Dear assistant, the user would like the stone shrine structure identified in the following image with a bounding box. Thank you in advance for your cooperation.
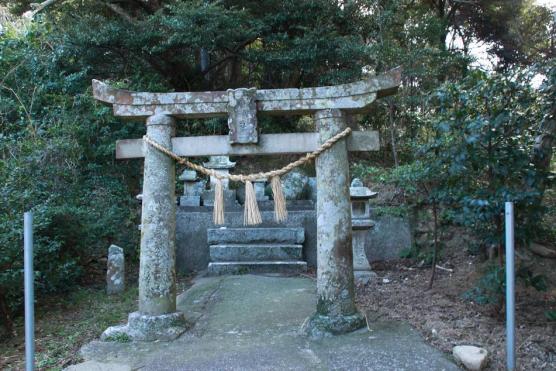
[92,68,401,341]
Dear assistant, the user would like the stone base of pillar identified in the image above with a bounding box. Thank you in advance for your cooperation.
[101,311,189,342]
[301,311,366,339]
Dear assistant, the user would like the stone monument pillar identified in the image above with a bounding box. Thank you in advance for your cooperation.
[350,178,377,284]
[302,109,365,338]
[106,245,125,295]
[101,114,188,342]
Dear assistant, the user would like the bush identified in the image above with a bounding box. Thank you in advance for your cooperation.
[0,21,141,333]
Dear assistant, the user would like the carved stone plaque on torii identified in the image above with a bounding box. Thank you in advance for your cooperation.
[92,68,401,342]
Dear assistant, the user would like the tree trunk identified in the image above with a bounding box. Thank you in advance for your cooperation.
[429,201,439,289]
[0,288,14,338]
[388,103,399,167]
[531,104,555,199]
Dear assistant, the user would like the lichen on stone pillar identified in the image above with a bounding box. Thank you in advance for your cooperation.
[301,109,365,339]
[101,114,189,342]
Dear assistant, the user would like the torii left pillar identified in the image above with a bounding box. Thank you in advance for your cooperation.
[101,114,188,342]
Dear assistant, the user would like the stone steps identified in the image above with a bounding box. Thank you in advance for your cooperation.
[210,244,302,262]
[207,261,307,275]
[207,227,304,245]
[207,227,307,275]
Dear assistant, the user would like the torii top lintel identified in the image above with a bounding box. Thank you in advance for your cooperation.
[92,67,401,119]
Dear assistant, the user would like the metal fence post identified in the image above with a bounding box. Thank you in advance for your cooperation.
[24,212,34,371]
[505,202,515,371]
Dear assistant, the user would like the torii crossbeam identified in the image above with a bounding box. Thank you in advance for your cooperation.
[93,68,401,342]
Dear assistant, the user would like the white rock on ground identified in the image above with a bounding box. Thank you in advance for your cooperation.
[64,360,131,371]
[452,345,488,370]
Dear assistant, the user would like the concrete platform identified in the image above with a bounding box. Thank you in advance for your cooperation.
[79,275,459,370]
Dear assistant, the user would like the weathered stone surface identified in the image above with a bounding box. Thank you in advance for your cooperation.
[176,209,316,273]
[306,177,317,203]
[139,114,178,316]
[301,312,366,339]
[203,156,235,190]
[452,345,488,370]
[64,360,131,371]
[81,275,458,371]
[101,311,189,342]
[207,261,307,275]
[209,244,302,262]
[92,68,401,118]
[106,245,125,295]
[175,207,411,274]
[349,178,375,278]
[201,189,238,207]
[116,131,380,159]
[353,229,372,272]
[227,88,258,144]
[366,214,414,261]
[179,169,205,207]
[304,109,364,337]
[180,195,201,207]
[253,178,269,201]
[178,169,198,182]
[207,227,304,245]
[281,169,309,200]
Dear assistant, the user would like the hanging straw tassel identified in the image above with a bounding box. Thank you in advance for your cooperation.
[270,176,288,222]
[243,180,262,225]
[213,178,225,225]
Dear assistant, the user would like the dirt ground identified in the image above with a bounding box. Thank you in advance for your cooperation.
[356,229,556,371]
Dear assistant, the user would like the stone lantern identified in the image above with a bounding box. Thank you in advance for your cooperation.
[201,155,239,207]
[350,178,377,283]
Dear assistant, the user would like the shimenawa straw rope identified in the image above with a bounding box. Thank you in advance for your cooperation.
[143,127,352,225]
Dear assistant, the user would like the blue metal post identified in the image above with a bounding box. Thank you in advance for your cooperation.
[24,212,34,371]
[505,202,515,370]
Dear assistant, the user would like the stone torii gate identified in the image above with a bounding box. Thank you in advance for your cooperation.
[93,68,401,341]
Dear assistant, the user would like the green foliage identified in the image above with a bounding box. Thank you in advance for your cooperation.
[423,68,547,246]
[0,22,141,319]
[0,0,554,330]
[546,310,556,322]
[104,332,131,343]
[517,267,548,292]
[463,265,548,307]
[462,265,505,305]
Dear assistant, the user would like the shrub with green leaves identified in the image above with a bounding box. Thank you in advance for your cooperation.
[0,22,141,333]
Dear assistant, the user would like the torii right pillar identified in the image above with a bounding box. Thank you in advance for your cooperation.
[302,109,366,338]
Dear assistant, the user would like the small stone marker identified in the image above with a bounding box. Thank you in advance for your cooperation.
[106,245,125,295]
[452,345,488,370]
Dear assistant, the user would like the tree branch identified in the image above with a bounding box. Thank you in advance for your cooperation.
[105,2,136,24]
[23,0,63,18]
